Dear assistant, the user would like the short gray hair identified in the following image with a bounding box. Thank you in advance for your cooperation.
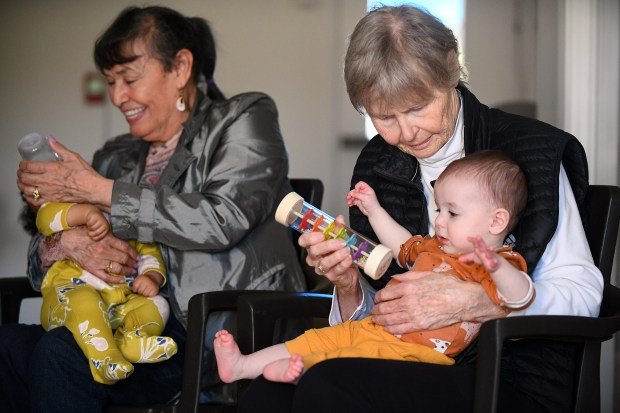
[344,5,465,113]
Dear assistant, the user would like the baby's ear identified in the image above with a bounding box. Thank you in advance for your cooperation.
[489,208,510,235]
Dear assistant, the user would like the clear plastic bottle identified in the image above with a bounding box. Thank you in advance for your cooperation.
[18,132,61,161]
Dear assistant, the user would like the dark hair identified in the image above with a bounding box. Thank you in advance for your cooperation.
[94,6,225,101]
[437,150,528,232]
[19,200,38,236]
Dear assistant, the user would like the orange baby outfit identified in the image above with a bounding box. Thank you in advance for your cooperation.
[285,235,527,369]
[395,235,527,356]
[285,316,455,369]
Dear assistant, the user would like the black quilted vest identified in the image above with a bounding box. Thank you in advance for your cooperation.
[348,84,589,411]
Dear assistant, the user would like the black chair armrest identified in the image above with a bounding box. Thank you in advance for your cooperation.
[0,277,40,325]
[109,291,249,413]
[175,290,284,413]
[474,285,620,413]
[600,284,620,317]
[234,292,331,401]
[237,293,332,353]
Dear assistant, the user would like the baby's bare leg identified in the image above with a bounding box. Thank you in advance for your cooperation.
[214,330,291,383]
[263,353,305,384]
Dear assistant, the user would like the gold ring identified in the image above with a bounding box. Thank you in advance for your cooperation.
[105,261,113,274]
[316,260,328,275]
[32,187,40,200]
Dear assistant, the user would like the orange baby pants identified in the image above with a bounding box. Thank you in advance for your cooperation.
[285,316,454,369]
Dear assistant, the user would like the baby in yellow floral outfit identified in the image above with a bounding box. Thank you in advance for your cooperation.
[37,202,177,384]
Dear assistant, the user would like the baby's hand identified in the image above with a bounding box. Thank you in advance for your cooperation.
[132,273,160,297]
[346,181,380,216]
[458,236,500,272]
[85,210,109,241]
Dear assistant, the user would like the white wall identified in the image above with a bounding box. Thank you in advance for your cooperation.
[536,0,560,127]
[0,0,366,278]
[465,0,537,108]
[0,0,576,279]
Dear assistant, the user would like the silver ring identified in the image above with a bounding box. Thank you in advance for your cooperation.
[316,260,328,275]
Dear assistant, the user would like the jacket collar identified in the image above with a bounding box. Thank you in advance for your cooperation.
[458,83,491,154]
[180,84,212,146]
[373,144,421,189]
[155,85,212,188]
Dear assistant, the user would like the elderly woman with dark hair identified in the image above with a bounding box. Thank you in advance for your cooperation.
[240,5,602,413]
[4,5,304,413]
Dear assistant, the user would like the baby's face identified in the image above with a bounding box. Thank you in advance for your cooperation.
[433,176,497,255]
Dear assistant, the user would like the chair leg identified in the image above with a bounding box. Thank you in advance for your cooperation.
[573,342,601,413]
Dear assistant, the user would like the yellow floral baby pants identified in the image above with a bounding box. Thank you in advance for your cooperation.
[40,261,178,384]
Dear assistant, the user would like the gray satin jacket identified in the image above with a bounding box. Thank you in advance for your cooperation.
[27,89,306,328]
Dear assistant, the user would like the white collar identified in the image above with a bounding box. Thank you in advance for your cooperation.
[419,91,464,233]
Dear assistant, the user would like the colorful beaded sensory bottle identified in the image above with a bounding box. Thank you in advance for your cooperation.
[275,192,393,280]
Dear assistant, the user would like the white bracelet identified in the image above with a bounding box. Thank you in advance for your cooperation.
[497,271,535,309]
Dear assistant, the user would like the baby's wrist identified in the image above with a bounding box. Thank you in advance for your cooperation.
[143,271,164,287]
[489,255,509,273]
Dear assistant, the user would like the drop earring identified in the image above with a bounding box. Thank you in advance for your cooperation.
[176,95,186,112]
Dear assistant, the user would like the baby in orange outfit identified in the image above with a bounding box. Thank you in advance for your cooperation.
[214,150,534,383]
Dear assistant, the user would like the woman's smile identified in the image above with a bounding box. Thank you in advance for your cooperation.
[123,107,146,122]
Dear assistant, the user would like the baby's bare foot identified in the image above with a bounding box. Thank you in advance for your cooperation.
[263,354,305,384]
[214,329,244,383]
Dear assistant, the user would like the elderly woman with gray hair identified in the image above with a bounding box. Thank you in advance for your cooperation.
[240,5,602,412]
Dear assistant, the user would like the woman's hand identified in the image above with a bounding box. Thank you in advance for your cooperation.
[298,216,357,290]
[17,137,114,211]
[298,215,361,318]
[371,271,507,335]
[61,227,139,283]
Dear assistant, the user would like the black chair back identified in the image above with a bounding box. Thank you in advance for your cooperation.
[574,185,620,412]
[585,185,620,283]
[474,185,620,413]
[290,178,324,210]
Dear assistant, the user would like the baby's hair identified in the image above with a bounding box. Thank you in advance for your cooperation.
[437,150,527,232]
